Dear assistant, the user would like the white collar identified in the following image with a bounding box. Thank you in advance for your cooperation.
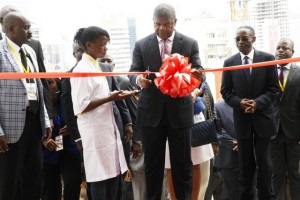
[240,48,254,60]
[157,30,175,42]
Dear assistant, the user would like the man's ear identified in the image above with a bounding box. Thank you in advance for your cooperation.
[252,36,256,43]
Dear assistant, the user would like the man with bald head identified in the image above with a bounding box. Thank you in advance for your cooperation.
[0,5,54,124]
[0,12,51,200]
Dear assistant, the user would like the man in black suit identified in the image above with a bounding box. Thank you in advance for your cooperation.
[271,38,300,200]
[214,99,239,200]
[221,26,279,200]
[129,3,204,199]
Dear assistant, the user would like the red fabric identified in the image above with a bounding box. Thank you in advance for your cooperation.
[154,54,201,98]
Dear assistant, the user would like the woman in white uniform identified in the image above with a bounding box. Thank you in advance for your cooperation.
[70,26,133,200]
[165,82,214,200]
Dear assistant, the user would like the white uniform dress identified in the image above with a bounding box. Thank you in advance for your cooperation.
[165,112,214,168]
[71,53,128,182]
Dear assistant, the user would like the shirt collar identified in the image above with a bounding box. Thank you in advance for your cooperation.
[83,53,99,66]
[277,63,291,70]
[6,36,21,53]
[157,30,175,42]
[240,48,254,60]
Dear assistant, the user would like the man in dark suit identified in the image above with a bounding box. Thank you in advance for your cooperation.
[221,26,279,200]
[0,12,51,200]
[214,99,239,200]
[26,38,54,120]
[271,38,300,200]
[129,3,204,199]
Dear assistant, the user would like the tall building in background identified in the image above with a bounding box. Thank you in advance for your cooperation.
[250,0,289,52]
[229,0,250,25]
[127,17,137,55]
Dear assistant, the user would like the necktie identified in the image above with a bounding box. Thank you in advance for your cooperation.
[244,56,250,82]
[19,48,27,68]
[279,66,285,86]
[161,40,169,61]
[20,48,39,114]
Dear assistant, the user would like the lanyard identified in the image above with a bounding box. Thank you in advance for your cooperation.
[7,41,30,73]
[279,72,289,91]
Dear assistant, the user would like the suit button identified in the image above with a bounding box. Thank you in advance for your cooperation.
[24,92,27,95]
[22,108,26,111]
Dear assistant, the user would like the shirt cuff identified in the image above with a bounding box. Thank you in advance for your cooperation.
[75,138,82,142]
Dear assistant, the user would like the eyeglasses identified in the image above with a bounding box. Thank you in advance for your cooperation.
[235,36,252,42]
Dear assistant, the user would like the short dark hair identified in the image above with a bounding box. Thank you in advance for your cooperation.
[73,26,110,50]
[237,25,255,36]
[153,3,176,20]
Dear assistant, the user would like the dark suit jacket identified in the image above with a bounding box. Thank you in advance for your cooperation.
[129,31,202,128]
[100,63,132,137]
[221,50,279,139]
[61,66,81,141]
[214,100,239,169]
[26,39,53,119]
[274,63,300,140]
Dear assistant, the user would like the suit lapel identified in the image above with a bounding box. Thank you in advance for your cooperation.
[149,34,162,71]
[172,32,183,54]
[281,64,296,100]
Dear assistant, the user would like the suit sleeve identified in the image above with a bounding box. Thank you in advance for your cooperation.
[112,76,132,125]
[128,41,144,86]
[254,56,279,110]
[220,60,243,110]
[32,40,54,119]
[61,78,81,141]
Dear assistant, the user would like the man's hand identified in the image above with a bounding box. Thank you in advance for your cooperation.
[137,74,152,89]
[191,69,205,82]
[244,99,257,113]
[43,139,59,151]
[49,119,54,129]
[44,128,52,141]
[131,142,142,159]
[59,125,68,137]
[76,140,83,154]
[212,143,219,156]
[124,125,133,143]
[0,135,9,153]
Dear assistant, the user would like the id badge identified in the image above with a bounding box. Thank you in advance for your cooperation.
[26,83,37,100]
[55,135,63,151]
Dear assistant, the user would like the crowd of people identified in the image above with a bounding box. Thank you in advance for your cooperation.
[0,2,299,200]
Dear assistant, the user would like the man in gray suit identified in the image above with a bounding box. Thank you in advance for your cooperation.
[271,38,300,200]
[129,3,204,199]
[0,12,51,200]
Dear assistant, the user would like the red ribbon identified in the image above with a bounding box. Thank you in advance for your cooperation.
[154,54,201,98]
[1,56,300,98]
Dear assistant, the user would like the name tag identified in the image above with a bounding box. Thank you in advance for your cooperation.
[26,83,37,100]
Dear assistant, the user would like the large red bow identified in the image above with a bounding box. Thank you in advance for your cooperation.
[154,54,201,98]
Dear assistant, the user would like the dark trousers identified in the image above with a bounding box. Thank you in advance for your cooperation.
[238,133,273,200]
[271,129,300,200]
[41,149,82,200]
[141,119,193,200]
[90,175,120,200]
[204,162,222,200]
[220,168,239,200]
[0,111,42,200]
